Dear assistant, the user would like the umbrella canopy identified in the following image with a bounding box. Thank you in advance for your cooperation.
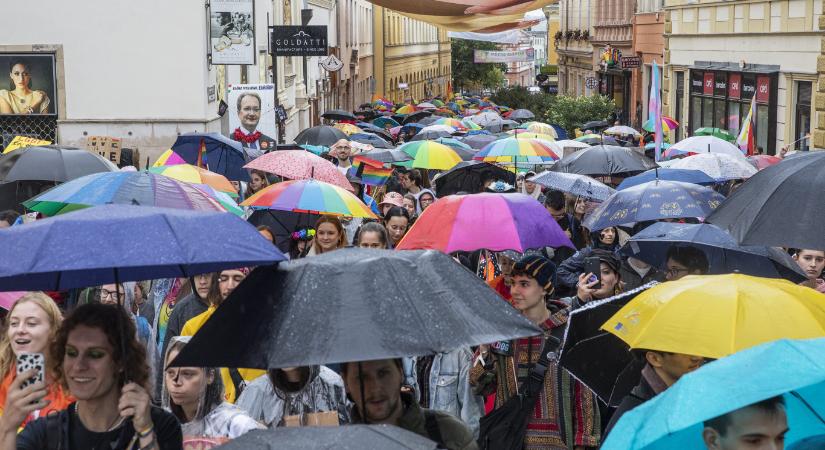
[244,150,354,191]
[694,126,736,143]
[396,193,574,253]
[152,149,187,167]
[747,154,782,170]
[460,118,483,131]
[468,111,503,132]
[398,141,463,170]
[409,130,453,141]
[601,274,825,359]
[604,125,641,137]
[474,138,559,164]
[298,144,329,156]
[432,118,467,130]
[348,133,393,149]
[582,180,725,231]
[356,122,385,133]
[395,104,416,115]
[580,120,610,130]
[417,102,437,109]
[215,426,438,450]
[419,124,456,135]
[508,109,535,121]
[433,161,515,196]
[529,171,616,201]
[666,135,745,159]
[356,149,412,166]
[321,109,357,121]
[0,146,118,183]
[334,123,362,136]
[616,168,716,190]
[459,134,498,150]
[621,222,807,282]
[642,116,679,133]
[658,153,757,180]
[551,145,656,176]
[0,204,285,291]
[402,110,433,124]
[294,125,349,147]
[191,184,243,217]
[171,133,254,182]
[575,135,621,146]
[706,151,825,250]
[171,248,541,369]
[242,179,376,218]
[247,209,320,254]
[23,171,226,216]
[554,139,591,150]
[0,292,25,310]
[509,131,557,142]
[372,117,400,129]
[602,337,825,450]
[432,137,472,152]
[519,122,558,138]
[416,116,440,126]
[148,164,238,196]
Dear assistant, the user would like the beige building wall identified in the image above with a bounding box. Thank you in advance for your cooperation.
[556,0,598,96]
[814,0,825,149]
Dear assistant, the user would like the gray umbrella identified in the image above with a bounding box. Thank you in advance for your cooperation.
[294,125,348,147]
[321,109,357,121]
[530,171,616,201]
[460,134,499,150]
[509,109,535,121]
[215,425,438,450]
[0,145,118,183]
[410,130,452,141]
[171,248,541,370]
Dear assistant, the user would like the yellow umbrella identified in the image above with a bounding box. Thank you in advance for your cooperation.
[508,131,556,142]
[520,122,558,137]
[148,164,238,197]
[334,123,362,136]
[602,274,825,359]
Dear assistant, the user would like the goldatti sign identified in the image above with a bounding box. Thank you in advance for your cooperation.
[270,26,328,57]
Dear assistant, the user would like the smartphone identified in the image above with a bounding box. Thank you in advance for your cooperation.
[584,257,602,290]
[17,353,45,391]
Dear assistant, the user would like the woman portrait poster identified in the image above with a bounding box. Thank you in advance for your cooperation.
[0,54,57,115]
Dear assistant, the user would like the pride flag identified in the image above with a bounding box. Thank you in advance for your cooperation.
[648,60,664,162]
[736,95,756,156]
[195,138,208,169]
[350,158,393,186]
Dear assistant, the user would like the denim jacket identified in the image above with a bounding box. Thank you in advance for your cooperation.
[404,348,484,438]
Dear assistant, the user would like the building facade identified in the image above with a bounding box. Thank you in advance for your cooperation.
[373,6,452,102]
[663,0,821,154]
[557,0,597,96]
[814,0,825,149]
[504,32,537,87]
[592,0,636,123]
[632,0,666,131]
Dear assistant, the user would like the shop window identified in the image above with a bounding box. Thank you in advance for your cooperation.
[702,97,714,128]
[756,104,769,153]
[691,96,702,135]
[675,71,685,140]
[794,80,812,151]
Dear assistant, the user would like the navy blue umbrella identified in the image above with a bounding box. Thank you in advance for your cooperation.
[0,204,286,291]
[356,122,384,133]
[620,222,807,283]
[349,133,393,149]
[530,171,615,201]
[172,133,254,182]
[617,168,716,190]
[582,180,726,231]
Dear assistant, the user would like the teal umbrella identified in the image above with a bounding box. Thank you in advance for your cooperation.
[603,337,825,449]
[433,137,472,152]
[371,117,400,128]
[299,144,329,156]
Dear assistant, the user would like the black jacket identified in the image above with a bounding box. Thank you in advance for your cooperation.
[603,375,657,438]
[619,261,666,291]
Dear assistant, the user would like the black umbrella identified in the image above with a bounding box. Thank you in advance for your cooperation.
[706,151,825,250]
[580,120,610,130]
[321,109,357,121]
[402,110,432,124]
[215,425,438,450]
[171,249,541,369]
[294,125,349,147]
[410,130,452,141]
[358,149,412,165]
[349,133,393,149]
[0,181,57,213]
[460,134,499,150]
[559,283,658,407]
[578,135,620,146]
[0,146,118,182]
[247,209,321,254]
[434,161,516,196]
[509,109,535,121]
[416,116,440,126]
[551,145,655,176]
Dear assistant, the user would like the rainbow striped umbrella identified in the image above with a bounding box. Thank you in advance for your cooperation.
[509,130,557,142]
[333,123,362,136]
[433,117,467,130]
[152,149,186,167]
[192,184,243,217]
[461,119,482,130]
[519,121,558,137]
[396,105,416,115]
[643,116,679,133]
[149,164,238,197]
[241,179,377,218]
[23,171,226,216]
[398,141,463,171]
[474,138,560,164]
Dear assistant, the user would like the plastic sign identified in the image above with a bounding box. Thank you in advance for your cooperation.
[320,54,343,72]
[270,26,328,57]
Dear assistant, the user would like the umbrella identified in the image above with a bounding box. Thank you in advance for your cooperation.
[244,150,354,191]
[23,171,227,216]
[191,184,243,217]
[551,145,656,176]
[371,117,400,129]
[294,125,349,147]
[474,138,559,164]
[582,180,725,231]
[395,105,416,115]
[402,110,432,124]
[616,168,716,190]
[574,135,621,146]
[642,115,679,132]
[509,131,557,142]
[601,274,825,359]
[558,283,657,406]
[214,426,439,450]
[355,149,412,166]
[416,116,440,126]
[356,122,385,133]
[554,139,590,150]
[658,153,757,180]
[706,151,825,250]
[460,119,482,131]
[666,135,745,159]
[321,109,357,121]
[398,141,463,170]
[152,149,187,167]
[247,209,320,254]
[241,179,377,218]
[171,133,254,182]
[643,142,671,150]
[602,337,825,450]
[417,102,437,109]
[171,248,541,369]
[334,123,362,136]
[509,109,535,121]
[433,161,515,196]
[432,137,472,152]
[396,193,574,252]
[748,154,782,170]
[432,118,466,130]
[419,125,456,135]
[349,133,393,149]
[468,111,503,131]
[148,164,238,196]
[694,127,736,143]
[0,204,285,291]
[519,122,557,137]
[529,171,616,201]
[580,120,610,130]
[299,144,329,156]
[0,291,25,310]
[621,222,808,282]
[460,134,498,150]
[0,146,118,183]
[604,126,641,137]
[410,130,452,141]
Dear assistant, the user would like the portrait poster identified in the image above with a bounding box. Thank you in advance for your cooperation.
[210,0,255,65]
[227,84,277,144]
[0,53,57,115]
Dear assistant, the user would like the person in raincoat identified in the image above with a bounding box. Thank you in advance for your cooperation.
[162,336,263,442]
[235,365,350,428]
[416,189,436,215]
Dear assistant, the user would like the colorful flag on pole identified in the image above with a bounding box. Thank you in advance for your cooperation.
[195,138,208,169]
[648,60,664,162]
[736,95,756,156]
[349,158,392,186]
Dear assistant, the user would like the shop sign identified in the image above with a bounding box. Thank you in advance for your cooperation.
[703,72,714,95]
[728,73,741,99]
[742,75,756,99]
[473,49,534,63]
[756,76,770,103]
[620,56,641,69]
[600,45,622,68]
[691,72,704,93]
[270,26,328,57]
[585,77,599,89]
[714,72,727,97]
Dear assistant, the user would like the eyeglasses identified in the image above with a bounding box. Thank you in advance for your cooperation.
[100,289,124,300]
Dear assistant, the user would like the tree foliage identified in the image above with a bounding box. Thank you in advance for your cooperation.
[490,86,616,135]
[451,39,507,92]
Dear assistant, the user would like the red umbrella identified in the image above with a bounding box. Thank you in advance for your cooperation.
[748,155,782,170]
[244,150,354,191]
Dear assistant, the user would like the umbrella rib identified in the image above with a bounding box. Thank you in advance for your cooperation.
[385,259,439,354]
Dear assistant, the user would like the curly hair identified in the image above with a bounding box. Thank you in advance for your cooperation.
[51,303,150,392]
[0,292,62,379]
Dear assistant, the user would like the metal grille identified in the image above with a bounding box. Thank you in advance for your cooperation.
[0,115,58,151]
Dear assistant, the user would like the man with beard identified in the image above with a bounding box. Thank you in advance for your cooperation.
[231,92,276,151]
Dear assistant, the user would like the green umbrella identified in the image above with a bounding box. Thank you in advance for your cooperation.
[694,127,736,143]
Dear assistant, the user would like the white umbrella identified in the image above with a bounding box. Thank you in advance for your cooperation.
[604,125,641,137]
[670,136,746,159]
[420,124,456,134]
[417,102,437,110]
[468,111,503,127]
[554,140,591,149]
[661,153,757,180]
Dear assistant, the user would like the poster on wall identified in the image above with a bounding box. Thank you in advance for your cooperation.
[210,0,255,65]
[0,53,57,115]
[227,84,277,150]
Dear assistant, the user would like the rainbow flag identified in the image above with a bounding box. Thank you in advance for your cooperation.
[350,159,392,186]
[736,95,756,156]
[196,138,208,169]
[648,60,664,162]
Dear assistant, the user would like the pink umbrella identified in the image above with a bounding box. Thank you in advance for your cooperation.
[245,150,355,191]
[389,126,402,137]
[0,291,25,310]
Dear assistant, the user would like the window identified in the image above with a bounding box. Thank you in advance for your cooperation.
[675,71,685,140]
[794,80,812,151]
